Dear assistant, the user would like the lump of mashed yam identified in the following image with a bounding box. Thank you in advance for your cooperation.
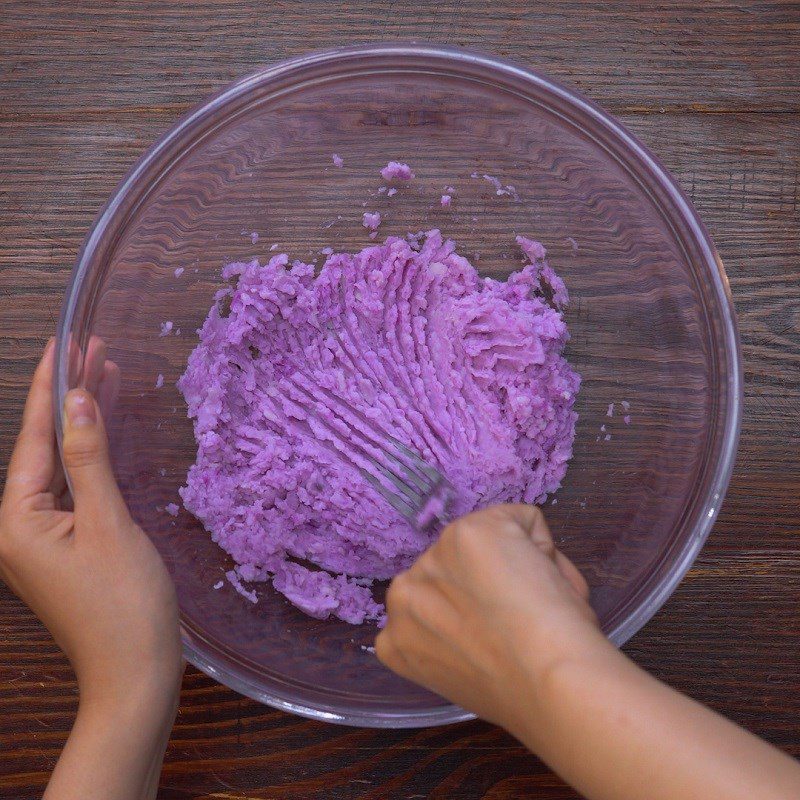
[380,161,415,181]
[178,230,579,624]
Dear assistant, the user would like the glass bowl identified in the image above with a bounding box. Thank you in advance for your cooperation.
[55,44,742,728]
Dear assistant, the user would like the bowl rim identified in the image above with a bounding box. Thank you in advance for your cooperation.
[55,42,743,728]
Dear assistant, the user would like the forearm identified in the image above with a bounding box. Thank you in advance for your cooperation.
[44,688,177,800]
[513,638,800,800]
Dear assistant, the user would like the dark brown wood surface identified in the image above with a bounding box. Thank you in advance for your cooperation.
[1,2,799,798]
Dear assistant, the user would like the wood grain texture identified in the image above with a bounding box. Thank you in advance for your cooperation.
[2,0,800,115]
[1,1,799,798]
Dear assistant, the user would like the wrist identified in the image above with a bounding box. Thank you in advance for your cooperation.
[502,621,619,745]
[77,686,179,762]
[50,671,180,800]
[78,664,182,732]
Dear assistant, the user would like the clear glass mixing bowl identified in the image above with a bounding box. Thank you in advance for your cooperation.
[55,44,742,727]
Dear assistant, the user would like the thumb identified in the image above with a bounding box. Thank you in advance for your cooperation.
[62,389,127,518]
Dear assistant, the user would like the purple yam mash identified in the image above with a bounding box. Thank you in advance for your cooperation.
[332,153,344,168]
[178,230,580,624]
[362,211,381,231]
[226,570,258,603]
[380,161,415,181]
[477,173,521,202]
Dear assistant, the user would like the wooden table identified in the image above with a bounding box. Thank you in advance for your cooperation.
[1,2,798,797]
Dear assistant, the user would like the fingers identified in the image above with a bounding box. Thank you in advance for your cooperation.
[66,336,82,386]
[3,336,128,524]
[4,340,58,504]
[96,360,121,426]
[446,504,588,604]
[519,505,557,559]
[374,627,408,675]
[484,503,557,558]
[374,628,443,692]
[61,388,128,522]
[375,609,433,686]
[554,550,591,601]
[507,504,589,600]
[50,357,121,501]
[82,336,107,396]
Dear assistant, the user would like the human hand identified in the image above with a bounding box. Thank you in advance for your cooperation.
[0,339,183,710]
[375,504,608,738]
[377,505,800,800]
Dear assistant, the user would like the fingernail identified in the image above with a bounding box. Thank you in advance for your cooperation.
[64,390,96,428]
[44,337,55,357]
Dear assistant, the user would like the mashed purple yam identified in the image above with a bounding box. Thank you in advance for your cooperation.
[362,211,381,231]
[178,230,579,624]
[380,161,415,181]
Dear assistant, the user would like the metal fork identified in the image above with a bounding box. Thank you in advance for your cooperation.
[284,375,454,531]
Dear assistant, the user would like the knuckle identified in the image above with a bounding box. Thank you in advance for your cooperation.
[451,518,486,552]
[374,631,392,663]
[437,520,458,549]
[459,514,486,537]
[495,502,538,528]
[386,572,413,611]
[522,503,545,525]
[531,524,556,554]
[62,435,102,468]
[403,583,431,619]
[415,550,441,581]
[374,631,410,676]
[447,518,471,544]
